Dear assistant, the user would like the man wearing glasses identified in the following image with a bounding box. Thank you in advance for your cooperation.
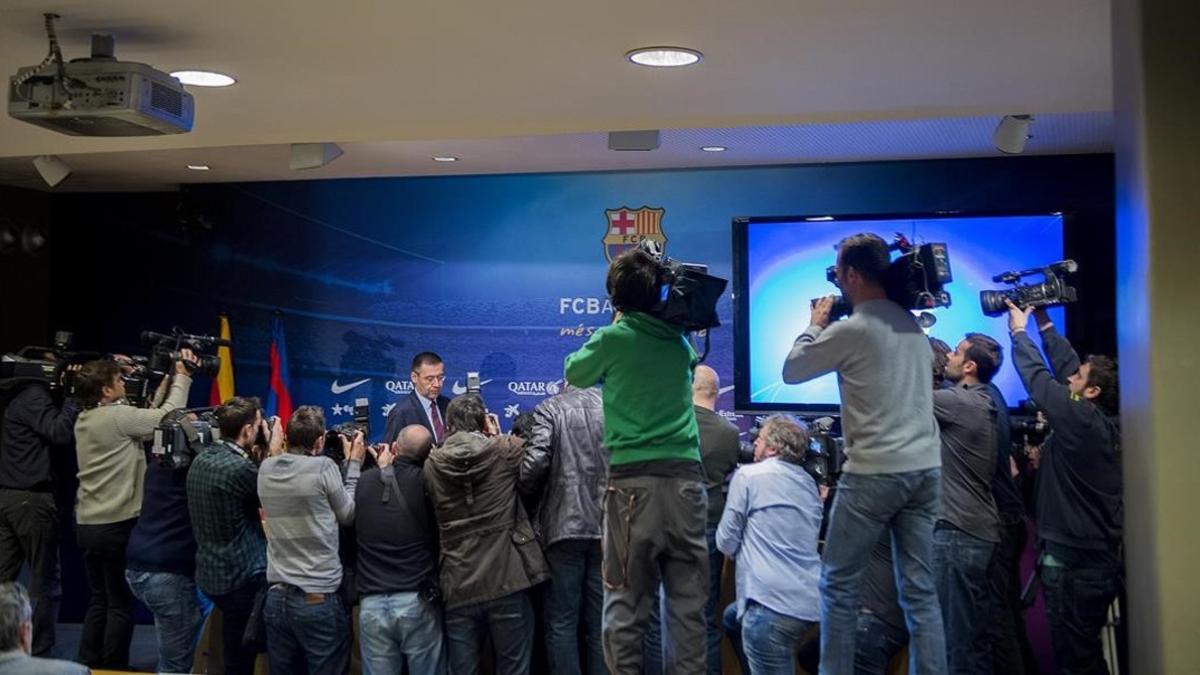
[384,352,452,445]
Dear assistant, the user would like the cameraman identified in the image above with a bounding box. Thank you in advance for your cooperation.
[781,233,944,675]
[1004,302,1121,674]
[72,351,196,669]
[0,354,80,657]
[564,248,708,675]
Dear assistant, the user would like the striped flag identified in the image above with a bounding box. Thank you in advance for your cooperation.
[265,314,294,430]
[208,314,235,405]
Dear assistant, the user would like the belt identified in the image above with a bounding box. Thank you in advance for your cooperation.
[271,583,333,604]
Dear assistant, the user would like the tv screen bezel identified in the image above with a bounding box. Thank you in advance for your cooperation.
[731,210,1072,414]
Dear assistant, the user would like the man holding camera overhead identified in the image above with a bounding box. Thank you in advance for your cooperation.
[782,233,945,675]
[71,350,197,669]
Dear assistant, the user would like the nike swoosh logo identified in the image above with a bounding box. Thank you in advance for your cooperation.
[331,378,370,394]
[452,378,494,395]
[719,385,736,395]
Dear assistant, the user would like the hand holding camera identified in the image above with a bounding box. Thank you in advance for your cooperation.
[346,430,366,464]
[368,442,394,469]
[809,296,835,330]
[174,348,200,375]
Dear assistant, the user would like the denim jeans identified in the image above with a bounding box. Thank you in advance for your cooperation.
[359,591,447,675]
[853,612,909,675]
[444,590,535,675]
[932,523,994,674]
[704,526,723,675]
[206,574,265,675]
[263,584,351,675]
[819,469,945,675]
[722,602,749,675]
[972,514,1035,675]
[0,489,61,657]
[544,539,606,675]
[125,570,210,673]
[741,601,813,675]
[1041,562,1120,675]
[602,474,709,675]
[76,518,136,669]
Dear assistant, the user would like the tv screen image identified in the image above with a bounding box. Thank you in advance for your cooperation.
[735,213,1066,411]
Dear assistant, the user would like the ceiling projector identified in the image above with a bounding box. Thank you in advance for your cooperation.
[8,14,194,137]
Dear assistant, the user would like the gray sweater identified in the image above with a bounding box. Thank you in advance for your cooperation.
[74,374,191,525]
[782,299,940,474]
[258,452,360,593]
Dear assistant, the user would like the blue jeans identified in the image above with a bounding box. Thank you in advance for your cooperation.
[704,526,723,675]
[932,523,995,674]
[444,590,534,675]
[722,603,749,675]
[741,601,813,675]
[263,584,350,675]
[1041,562,1120,675]
[819,468,945,675]
[359,591,447,675]
[854,612,909,675]
[544,540,606,675]
[125,570,211,673]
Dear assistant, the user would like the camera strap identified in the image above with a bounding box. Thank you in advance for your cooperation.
[381,467,420,525]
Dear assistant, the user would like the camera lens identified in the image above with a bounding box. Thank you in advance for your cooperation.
[979,290,1012,317]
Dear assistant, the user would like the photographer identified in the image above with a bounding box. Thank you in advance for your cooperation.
[186,396,282,675]
[564,248,708,675]
[71,351,196,669]
[258,405,365,675]
[781,233,944,675]
[716,415,823,675]
[423,394,548,675]
[0,354,79,658]
[1004,302,1121,674]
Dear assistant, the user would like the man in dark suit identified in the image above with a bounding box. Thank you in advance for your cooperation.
[383,352,452,445]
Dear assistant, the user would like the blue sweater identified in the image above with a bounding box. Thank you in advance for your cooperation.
[126,459,197,576]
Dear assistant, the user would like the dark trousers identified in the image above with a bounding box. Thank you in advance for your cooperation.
[853,612,909,675]
[75,518,136,668]
[445,590,536,675]
[264,584,351,675]
[932,522,994,674]
[972,514,1036,675]
[208,574,267,675]
[1042,562,1120,675]
[0,489,60,656]
[703,526,723,675]
[544,539,607,675]
[602,474,709,675]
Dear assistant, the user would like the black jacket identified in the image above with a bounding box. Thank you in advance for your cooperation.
[383,391,451,445]
[355,459,438,595]
[0,383,79,491]
[1012,326,1121,553]
[518,386,607,546]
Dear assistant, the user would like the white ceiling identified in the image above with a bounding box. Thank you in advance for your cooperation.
[0,0,1113,191]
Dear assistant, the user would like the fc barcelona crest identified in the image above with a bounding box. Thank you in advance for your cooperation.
[603,206,667,263]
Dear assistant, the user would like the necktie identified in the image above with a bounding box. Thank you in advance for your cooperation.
[429,401,444,442]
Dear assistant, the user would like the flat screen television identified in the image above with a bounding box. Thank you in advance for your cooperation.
[733,212,1067,412]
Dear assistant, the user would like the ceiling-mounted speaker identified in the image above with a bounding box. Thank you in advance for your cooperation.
[289,142,344,170]
[608,130,660,151]
[32,155,71,187]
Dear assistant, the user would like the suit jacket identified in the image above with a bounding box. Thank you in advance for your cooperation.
[384,390,451,444]
[0,651,90,675]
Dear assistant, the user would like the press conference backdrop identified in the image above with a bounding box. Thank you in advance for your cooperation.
[49,155,1114,443]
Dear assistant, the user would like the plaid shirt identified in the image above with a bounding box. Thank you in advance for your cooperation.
[186,441,267,596]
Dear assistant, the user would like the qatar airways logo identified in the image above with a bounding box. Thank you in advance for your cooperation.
[385,380,414,394]
[508,380,563,397]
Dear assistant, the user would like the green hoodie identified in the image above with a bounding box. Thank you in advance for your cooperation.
[564,312,700,466]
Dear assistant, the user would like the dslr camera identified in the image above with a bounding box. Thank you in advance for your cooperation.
[815,234,953,321]
[979,260,1079,317]
[323,397,370,463]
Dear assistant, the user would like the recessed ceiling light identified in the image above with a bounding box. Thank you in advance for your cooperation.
[186,164,210,171]
[805,216,835,222]
[432,156,458,162]
[626,47,703,68]
[170,70,236,87]
[700,146,726,152]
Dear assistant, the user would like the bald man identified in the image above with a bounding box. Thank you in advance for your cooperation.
[692,365,740,675]
[354,425,445,675]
